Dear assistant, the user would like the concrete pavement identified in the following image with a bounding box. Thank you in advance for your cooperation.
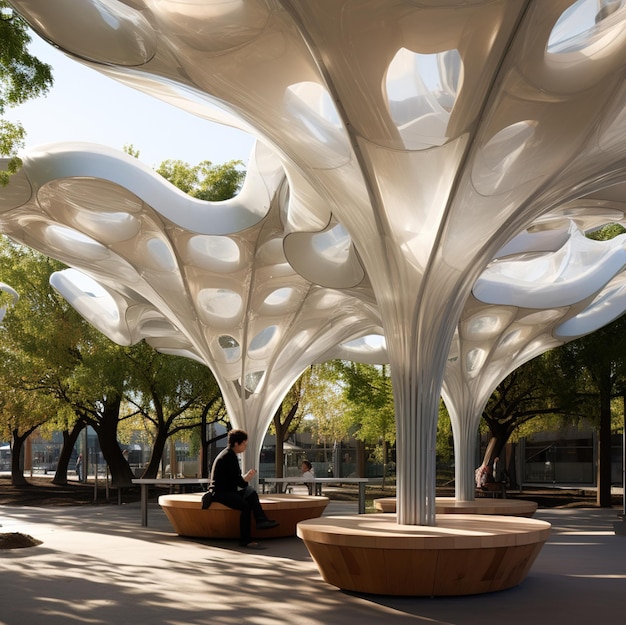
[1,499,625,625]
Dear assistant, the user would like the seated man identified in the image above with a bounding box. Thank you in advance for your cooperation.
[204,429,278,549]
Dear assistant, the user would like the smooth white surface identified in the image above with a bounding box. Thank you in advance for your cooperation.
[0,282,19,323]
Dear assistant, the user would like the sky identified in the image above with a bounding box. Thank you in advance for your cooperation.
[4,33,256,170]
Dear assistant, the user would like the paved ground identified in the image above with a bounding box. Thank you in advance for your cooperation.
[1,499,625,625]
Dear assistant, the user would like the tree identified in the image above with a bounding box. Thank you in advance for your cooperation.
[549,225,626,506]
[329,361,396,482]
[197,400,229,478]
[436,401,454,478]
[0,1,53,184]
[301,362,350,446]
[480,353,571,488]
[343,363,395,441]
[0,237,136,487]
[60,329,137,487]
[49,418,86,485]
[477,313,626,505]
[123,342,225,479]
[155,159,245,200]
[554,314,626,506]
[0,357,58,485]
[0,238,82,484]
[0,238,84,483]
[271,368,311,477]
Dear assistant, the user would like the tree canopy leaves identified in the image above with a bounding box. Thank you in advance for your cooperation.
[155,159,245,200]
[0,1,53,184]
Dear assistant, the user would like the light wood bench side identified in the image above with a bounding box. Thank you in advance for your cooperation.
[297,513,550,596]
[159,493,329,538]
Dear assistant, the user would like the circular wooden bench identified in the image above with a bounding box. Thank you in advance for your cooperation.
[297,513,551,596]
[373,496,538,517]
[159,493,328,539]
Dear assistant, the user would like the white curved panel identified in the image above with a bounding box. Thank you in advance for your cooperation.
[9,0,157,66]
[0,282,19,324]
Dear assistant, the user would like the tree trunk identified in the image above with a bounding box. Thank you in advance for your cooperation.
[382,439,388,489]
[10,431,28,486]
[504,442,518,489]
[142,428,169,479]
[93,397,134,488]
[53,421,86,485]
[275,434,285,478]
[597,381,613,507]
[273,404,291,479]
[205,431,228,475]
[200,419,228,477]
[356,439,366,479]
[200,414,209,478]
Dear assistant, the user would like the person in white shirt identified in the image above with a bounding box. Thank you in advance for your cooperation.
[301,460,315,494]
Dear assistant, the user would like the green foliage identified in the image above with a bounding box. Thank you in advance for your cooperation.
[271,368,311,436]
[299,363,350,443]
[586,223,626,241]
[483,353,566,440]
[123,144,140,159]
[436,401,453,464]
[315,361,396,450]
[0,1,53,182]
[156,159,245,200]
[0,238,79,437]
[554,313,626,427]
[0,119,24,183]
[553,297,626,505]
[123,340,224,435]
[0,3,53,111]
[342,362,395,445]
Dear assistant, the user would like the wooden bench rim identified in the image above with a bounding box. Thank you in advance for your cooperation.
[158,493,329,510]
[373,496,538,516]
[296,513,551,549]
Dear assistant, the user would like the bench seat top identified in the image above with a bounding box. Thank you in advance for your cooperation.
[373,496,538,516]
[297,513,551,550]
[159,492,328,510]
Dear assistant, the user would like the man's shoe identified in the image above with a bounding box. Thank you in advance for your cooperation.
[255,519,279,530]
[201,492,213,510]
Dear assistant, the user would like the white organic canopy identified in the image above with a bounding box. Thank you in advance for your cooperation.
[2,0,626,525]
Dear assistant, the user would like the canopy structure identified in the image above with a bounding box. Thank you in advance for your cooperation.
[0,283,19,324]
[2,0,626,526]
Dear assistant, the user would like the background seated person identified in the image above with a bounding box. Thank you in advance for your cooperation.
[301,460,315,494]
